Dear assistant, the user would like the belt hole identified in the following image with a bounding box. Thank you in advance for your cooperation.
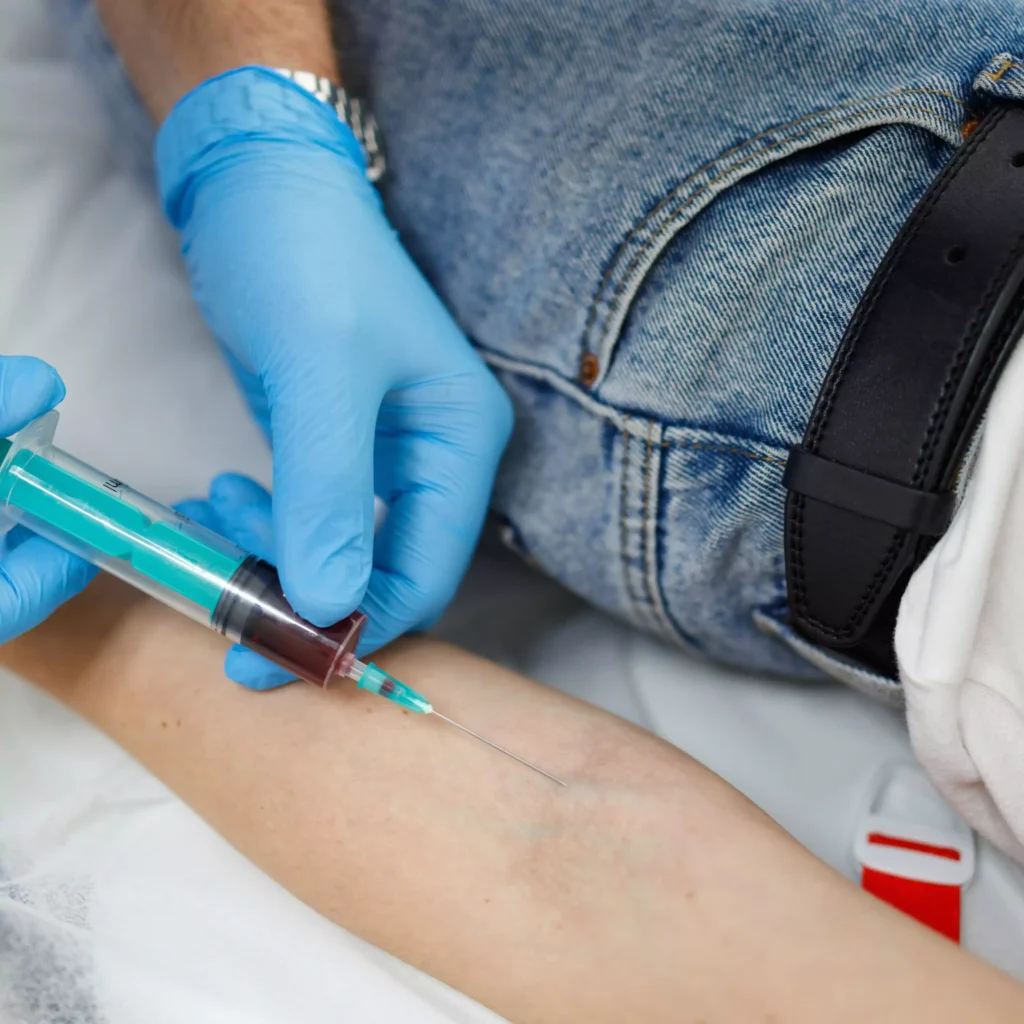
[945,244,967,265]
[1012,152,1024,168]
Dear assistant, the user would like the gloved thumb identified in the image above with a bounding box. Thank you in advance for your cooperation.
[0,357,65,436]
[265,358,378,627]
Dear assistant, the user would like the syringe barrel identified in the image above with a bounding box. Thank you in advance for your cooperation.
[0,412,365,687]
[211,556,364,686]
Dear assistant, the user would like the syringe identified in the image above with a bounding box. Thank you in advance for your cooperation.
[0,411,565,787]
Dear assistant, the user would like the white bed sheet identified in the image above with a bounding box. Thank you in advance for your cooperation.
[1,3,1022,1020]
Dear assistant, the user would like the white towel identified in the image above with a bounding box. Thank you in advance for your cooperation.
[898,338,1024,866]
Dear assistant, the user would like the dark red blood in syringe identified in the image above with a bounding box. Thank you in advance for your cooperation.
[211,557,365,687]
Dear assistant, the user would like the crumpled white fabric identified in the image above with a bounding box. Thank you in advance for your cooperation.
[897,339,1024,866]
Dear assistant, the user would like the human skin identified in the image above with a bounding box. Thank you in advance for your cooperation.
[3,574,1023,1024]
[95,0,339,121]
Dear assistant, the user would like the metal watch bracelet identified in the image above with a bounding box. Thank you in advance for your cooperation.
[272,67,385,182]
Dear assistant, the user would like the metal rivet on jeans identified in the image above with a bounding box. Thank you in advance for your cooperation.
[579,352,600,386]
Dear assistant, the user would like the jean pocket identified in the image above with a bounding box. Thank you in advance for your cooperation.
[592,115,968,438]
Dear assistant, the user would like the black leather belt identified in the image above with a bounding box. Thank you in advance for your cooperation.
[783,103,1024,677]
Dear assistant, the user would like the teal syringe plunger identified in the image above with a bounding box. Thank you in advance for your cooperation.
[0,411,565,786]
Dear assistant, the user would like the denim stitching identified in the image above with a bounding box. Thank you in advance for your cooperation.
[985,58,1021,82]
[645,425,677,638]
[648,438,692,649]
[483,349,789,466]
[625,419,716,640]
[655,438,786,465]
[639,421,658,611]
[587,104,963,367]
[623,426,788,464]
[580,89,965,363]
[619,419,641,604]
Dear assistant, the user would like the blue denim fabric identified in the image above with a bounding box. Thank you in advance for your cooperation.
[56,0,1024,696]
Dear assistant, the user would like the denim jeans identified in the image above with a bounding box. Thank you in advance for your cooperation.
[57,0,1024,699]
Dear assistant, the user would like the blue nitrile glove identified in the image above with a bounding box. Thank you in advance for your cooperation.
[156,68,513,668]
[178,473,323,689]
[0,357,96,643]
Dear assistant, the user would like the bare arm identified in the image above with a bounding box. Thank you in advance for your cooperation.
[3,575,1022,1023]
[95,0,337,121]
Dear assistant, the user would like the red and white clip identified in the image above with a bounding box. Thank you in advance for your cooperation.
[854,764,975,943]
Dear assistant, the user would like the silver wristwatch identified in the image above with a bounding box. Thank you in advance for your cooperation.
[272,68,385,183]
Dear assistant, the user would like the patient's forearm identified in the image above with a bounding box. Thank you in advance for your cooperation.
[3,577,1022,1024]
[96,0,337,121]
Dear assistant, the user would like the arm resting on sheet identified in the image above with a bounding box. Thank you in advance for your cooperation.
[3,575,1023,1024]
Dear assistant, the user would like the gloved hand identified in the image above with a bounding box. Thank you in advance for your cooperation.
[179,473,333,689]
[156,68,513,684]
[0,356,96,643]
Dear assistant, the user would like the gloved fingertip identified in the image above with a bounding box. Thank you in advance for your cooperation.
[173,499,222,532]
[14,356,65,403]
[207,475,275,562]
[283,557,370,628]
[68,552,100,593]
[353,604,404,657]
[0,357,66,436]
[224,644,297,691]
[23,533,99,593]
[355,626,392,660]
[0,535,97,643]
[49,373,65,406]
[354,634,378,659]
[3,524,35,552]
[210,472,270,507]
